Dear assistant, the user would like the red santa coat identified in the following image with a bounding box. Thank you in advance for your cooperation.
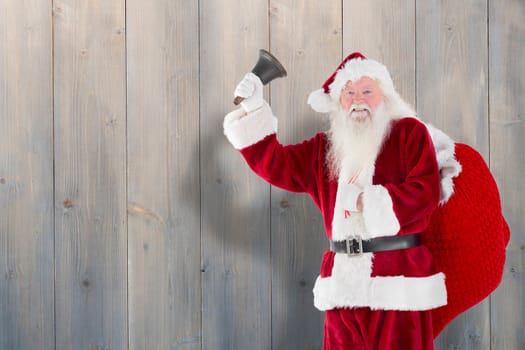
[224,103,448,311]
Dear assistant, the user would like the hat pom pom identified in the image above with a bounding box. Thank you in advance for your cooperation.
[307,89,334,113]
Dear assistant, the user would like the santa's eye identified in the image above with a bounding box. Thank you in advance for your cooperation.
[363,89,372,95]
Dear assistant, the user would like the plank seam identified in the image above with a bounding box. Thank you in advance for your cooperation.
[197,1,203,349]
[51,0,57,348]
[124,0,130,348]
[486,0,492,347]
[268,1,274,347]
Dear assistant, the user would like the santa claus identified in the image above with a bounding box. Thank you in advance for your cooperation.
[223,52,504,349]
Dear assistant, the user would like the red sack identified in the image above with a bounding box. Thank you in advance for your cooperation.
[422,143,510,336]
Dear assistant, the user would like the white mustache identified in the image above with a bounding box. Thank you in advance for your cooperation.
[350,104,371,112]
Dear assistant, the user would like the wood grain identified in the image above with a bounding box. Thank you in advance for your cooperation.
[489,0,525,349]
[416,1,491,348]
[126,0,201,349]
[0,1,523,348]
[199,1,271,349]
[417,0,489,154]
[0,1,54,349]
[344,0,416,106]
[53,0,127,348]
[269,1,342,348]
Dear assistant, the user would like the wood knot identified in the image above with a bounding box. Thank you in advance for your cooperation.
[63,199,74,208]
[299,279,307,287]
[279,199,290,208]
[6,269,16,280]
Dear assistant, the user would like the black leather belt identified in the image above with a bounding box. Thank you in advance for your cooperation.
[329,233,421,257]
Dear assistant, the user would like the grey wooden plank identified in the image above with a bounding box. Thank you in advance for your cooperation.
[0,1,54,349]
[416,1,490,348]
[489,0,525,349]
[269,2,342,349]
[416,0,489,155]
[53,0,127,349]
[200,1,271,349]
[344,0,416,107]
[126,0,201,349]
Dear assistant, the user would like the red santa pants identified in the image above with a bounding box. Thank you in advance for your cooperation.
[323,307,434,350]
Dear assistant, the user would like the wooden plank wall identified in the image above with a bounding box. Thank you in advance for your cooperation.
[0,1,54,349]
[53,0,128,349]
[269,3,341,349]
[489,1,525,349]
[126,0,201,349]
[417,2,490,348]
[0,1,523,349]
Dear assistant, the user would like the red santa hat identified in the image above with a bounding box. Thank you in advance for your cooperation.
[307,52,398,113]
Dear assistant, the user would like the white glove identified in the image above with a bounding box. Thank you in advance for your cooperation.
[234,72,264,113]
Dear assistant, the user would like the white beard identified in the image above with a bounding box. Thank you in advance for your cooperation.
[327,101,393,181]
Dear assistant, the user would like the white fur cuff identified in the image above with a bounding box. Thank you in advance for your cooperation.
[362,185,400,237]
[336,182,362,212]
[425,124,462,204]
[223,102,278,150]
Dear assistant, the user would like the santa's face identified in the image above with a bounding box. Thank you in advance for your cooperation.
[339,77,383,123]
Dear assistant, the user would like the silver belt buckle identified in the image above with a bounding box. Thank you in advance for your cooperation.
[346,236,363,257]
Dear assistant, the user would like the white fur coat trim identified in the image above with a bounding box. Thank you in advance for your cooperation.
[425,124,462,204]
[313,252,447,311]
[223,102,278,150]
[362,185,400,237]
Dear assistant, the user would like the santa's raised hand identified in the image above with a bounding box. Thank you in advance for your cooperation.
[234,72,264,113]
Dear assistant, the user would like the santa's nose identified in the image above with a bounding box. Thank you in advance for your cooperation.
[353,92,364,102]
